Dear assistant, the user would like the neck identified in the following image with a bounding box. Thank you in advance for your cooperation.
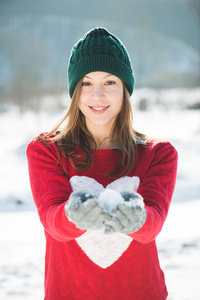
[95,137,119,149]
[88,125,119,149]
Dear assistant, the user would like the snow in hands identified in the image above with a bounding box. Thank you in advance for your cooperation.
[69,175,141,213]
[67,175,146,234]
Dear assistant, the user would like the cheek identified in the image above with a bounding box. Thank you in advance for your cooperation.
[115,92,123,112]
[78,94,85,109]
[117,102,123,114]
[78,88,90,105]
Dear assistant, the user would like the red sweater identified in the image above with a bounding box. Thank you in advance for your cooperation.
[26,136,178,300]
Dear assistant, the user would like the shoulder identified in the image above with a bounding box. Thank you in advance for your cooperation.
[137,137,177,152]
[136,138,178,166]
[134,138,178,185]
[26,132,58,160]
[148,138,177,155]
[147,138,178,166]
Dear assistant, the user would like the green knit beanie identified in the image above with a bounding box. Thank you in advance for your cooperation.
[67,27,134,98]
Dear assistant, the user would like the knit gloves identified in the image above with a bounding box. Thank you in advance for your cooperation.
[104,191,147,234]
[65,190,108,230]
[65,190,147,234]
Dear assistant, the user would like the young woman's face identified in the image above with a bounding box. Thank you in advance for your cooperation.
[78,72,124,132]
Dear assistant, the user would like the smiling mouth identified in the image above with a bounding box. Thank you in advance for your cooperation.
[89,106,108,111]
[89,106,109,111]
[88,106,110,115]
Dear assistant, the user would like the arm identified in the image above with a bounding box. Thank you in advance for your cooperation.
[128,141,178,243]
[26,137,86,242]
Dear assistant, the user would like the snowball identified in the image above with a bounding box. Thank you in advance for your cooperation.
[98,189,124,213]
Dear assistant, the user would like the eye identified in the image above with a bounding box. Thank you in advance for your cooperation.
[82,81,91,86]
[105,80,116,85]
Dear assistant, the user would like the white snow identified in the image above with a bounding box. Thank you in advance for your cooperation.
[98,189,124,212]
[0,89,200,299]
[0,211,45,299]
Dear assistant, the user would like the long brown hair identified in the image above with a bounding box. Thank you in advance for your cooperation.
[40,78,148,176]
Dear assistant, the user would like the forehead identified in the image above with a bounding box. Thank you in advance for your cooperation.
[83,72,119,80]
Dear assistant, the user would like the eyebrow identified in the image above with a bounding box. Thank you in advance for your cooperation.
[84,73,114,79]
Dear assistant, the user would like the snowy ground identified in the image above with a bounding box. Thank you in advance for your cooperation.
[0,91,200,299]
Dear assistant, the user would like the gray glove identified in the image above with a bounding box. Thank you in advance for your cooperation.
[65,190,108,230]
[104,191,147,234]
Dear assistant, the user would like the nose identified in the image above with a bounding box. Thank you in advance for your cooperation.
[93,85,105,100]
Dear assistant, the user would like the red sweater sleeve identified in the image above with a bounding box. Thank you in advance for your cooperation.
[26,137,86,242]
[128,141,178,243]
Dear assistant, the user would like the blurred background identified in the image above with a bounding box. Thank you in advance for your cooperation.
[0,0,200,109]
[0,0,200,299]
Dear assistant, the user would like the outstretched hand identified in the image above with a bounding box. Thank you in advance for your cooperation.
[65,190,109,230]
[65,189,147,234]
[104,191,147,234]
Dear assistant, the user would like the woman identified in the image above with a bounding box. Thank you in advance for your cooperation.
[27,27,178,299]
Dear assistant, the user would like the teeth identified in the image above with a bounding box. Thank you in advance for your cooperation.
[92,107,105,111]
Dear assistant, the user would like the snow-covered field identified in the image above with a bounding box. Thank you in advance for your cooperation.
[0,90,200,299]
